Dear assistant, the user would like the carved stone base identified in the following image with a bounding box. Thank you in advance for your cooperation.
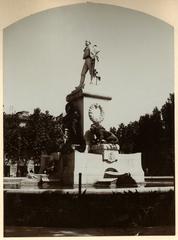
[60,150,144,186]
[89,143,120,154]
[88,144,120,163]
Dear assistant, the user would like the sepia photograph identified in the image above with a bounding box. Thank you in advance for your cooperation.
[2,1,175,237]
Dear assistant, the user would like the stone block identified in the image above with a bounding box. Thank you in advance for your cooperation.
[66,87,112,136]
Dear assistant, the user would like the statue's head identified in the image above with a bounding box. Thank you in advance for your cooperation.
[85,40,91,46]
[90,123,96,133]
[90,123,100,132]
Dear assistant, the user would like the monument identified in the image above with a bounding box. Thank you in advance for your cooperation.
[56,41,144,187]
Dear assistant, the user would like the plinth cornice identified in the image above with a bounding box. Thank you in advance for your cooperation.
[66,88,112,102]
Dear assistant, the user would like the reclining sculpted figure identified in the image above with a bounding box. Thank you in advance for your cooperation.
[88,123,118,145]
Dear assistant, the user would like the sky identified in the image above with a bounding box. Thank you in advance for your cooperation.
[3,3,174,128]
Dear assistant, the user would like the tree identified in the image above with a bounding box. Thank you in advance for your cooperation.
[4,108,64,163]
[26,108,63,158]
[161,94,174,146]
[161,94,174,175]
[4,113,19,161]
[113,93,174,176]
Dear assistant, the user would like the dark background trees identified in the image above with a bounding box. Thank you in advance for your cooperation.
[3,108,64,165]
[4,93,174,176]
[112,94,174,176]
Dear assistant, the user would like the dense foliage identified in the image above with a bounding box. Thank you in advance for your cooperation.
[4,94,174,175]
[4,108,64,164]
[110,93,174,176]
[4,191,174,229]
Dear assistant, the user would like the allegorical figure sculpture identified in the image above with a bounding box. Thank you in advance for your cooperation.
[62,102,86,152]
[86,123,119,145]
[78,40,100,88]
[62,102,80,141]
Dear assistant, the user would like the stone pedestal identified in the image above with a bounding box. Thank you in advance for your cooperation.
[66,84,112,136]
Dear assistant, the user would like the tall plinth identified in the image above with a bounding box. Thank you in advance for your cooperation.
[66,85,112,137]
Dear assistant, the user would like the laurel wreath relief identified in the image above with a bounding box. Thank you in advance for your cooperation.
[88,103,104,123]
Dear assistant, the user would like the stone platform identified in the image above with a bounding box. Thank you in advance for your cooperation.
[61,149,144,186]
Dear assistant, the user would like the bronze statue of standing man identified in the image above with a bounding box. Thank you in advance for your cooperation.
[78,40,100,89]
